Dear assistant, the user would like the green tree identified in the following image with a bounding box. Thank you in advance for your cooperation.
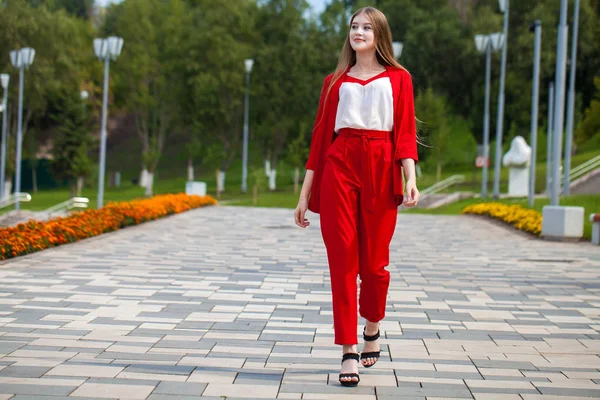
[285,121,309,194]
[416,88,451,181]
[51,91,93,198]
[577,77,600,145]
[110,0,188,197]
[0,0,96,192]
[179,0,257,192]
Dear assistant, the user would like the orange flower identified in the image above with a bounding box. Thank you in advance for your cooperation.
[0,194,217,260]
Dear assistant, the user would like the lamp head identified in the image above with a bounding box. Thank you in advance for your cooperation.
[0,74,9,90]
[245,59,254,74]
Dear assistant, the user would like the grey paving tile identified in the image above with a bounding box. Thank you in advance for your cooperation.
[153,381,207,395]
[1,207,600,400]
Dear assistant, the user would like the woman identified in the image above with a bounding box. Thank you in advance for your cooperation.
[293,6,420,387]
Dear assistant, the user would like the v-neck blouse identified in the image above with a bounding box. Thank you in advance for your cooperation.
[334,70,394,133]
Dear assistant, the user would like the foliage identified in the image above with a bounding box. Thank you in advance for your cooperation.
[51,90,93,185]
[577,77,600,145]
[0,0,599,187]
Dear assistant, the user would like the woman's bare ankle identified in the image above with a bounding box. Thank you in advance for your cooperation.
[342,344,358,354]
[365,320,379,335]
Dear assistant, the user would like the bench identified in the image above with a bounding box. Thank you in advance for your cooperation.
[591,214,600,245]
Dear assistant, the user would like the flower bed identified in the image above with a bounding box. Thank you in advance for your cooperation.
[462,202,542,236]
[0,194,217,261]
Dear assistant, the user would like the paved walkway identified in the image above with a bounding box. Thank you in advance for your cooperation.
[0,205,600,400]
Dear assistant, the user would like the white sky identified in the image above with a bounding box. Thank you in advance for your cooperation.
[94,0,328,14]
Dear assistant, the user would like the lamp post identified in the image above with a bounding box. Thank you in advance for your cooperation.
[94,36,124,208]
[241,58,254,193]
[9,47,35,210]
[475,33,503,197]
[492,0,510,198]
[545,81,554,195]
[528,20,542,208]
[550,0,568,206]
[392,41,403,60]
[0,74,8,200]
[562,0,580,195]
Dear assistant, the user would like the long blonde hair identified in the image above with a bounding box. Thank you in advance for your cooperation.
[322,7,407,109]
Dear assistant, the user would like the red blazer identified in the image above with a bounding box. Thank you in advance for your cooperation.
[305,65,419,214]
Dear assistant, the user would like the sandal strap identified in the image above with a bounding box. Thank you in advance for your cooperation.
[363,329,380,341]
[341,353,360,363]
[339,373,360,378]
[360,351,381,359]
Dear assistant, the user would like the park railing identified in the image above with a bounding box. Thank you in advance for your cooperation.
[567,154,600,184]
[43,197,89,218]
[420,174,466,200]
[0,193,32,211]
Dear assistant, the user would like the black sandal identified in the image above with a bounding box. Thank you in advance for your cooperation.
[339,353,360,387]
[361,328,380,368]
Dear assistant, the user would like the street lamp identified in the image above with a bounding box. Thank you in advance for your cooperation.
[241,58,254,193]
[9,47,35,210]
[0,73,8,200]
[492,0,510,199]
[392,41,403,59]
[475,32,503,198]
[94,36,124,208]
[528,20,542,208]
[563,0,580,195]
[550,0,569,206]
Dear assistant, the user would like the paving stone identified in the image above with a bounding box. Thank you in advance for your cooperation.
[0,207,599,399]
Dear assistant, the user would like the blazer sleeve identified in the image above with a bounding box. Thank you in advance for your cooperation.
[394,71,419,163]
[305,75,333,171]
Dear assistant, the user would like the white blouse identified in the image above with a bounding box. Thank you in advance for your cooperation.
[334,71,394,133]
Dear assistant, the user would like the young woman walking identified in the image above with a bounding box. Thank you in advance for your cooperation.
[293,6,420,387]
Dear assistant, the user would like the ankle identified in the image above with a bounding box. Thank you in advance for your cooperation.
[365,321,379,335]
[342,344,358,354]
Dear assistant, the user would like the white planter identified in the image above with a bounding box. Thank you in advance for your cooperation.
[542,206,584,240]
[185,181,207,196]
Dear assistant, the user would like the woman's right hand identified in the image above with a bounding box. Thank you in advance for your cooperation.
[294,198,310,228]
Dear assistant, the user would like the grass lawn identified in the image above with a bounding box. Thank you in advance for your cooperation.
[3,150,598,241]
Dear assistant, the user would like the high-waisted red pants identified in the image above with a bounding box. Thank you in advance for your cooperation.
[319,128,398,345]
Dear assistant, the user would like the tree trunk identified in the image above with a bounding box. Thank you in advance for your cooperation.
[140,168,149,188]
[217,170,226,195]
[293,167,300,194]
[436,158,442,183]
[32,168,38,194]
[265,159,271,177]
[76,177,84,197]
[268,169,277,191]
[70,179,76,199]
[145,172,154,197]
[2,180,11,201]
[253,184,258,205]
[215,169,221,199]
[187,157,194,181]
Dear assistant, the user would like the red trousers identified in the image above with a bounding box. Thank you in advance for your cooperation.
[319,128,398,345]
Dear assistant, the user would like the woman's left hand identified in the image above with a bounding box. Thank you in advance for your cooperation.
[403,179,420,208]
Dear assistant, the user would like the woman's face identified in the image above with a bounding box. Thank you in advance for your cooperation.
[349,13,376,53]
